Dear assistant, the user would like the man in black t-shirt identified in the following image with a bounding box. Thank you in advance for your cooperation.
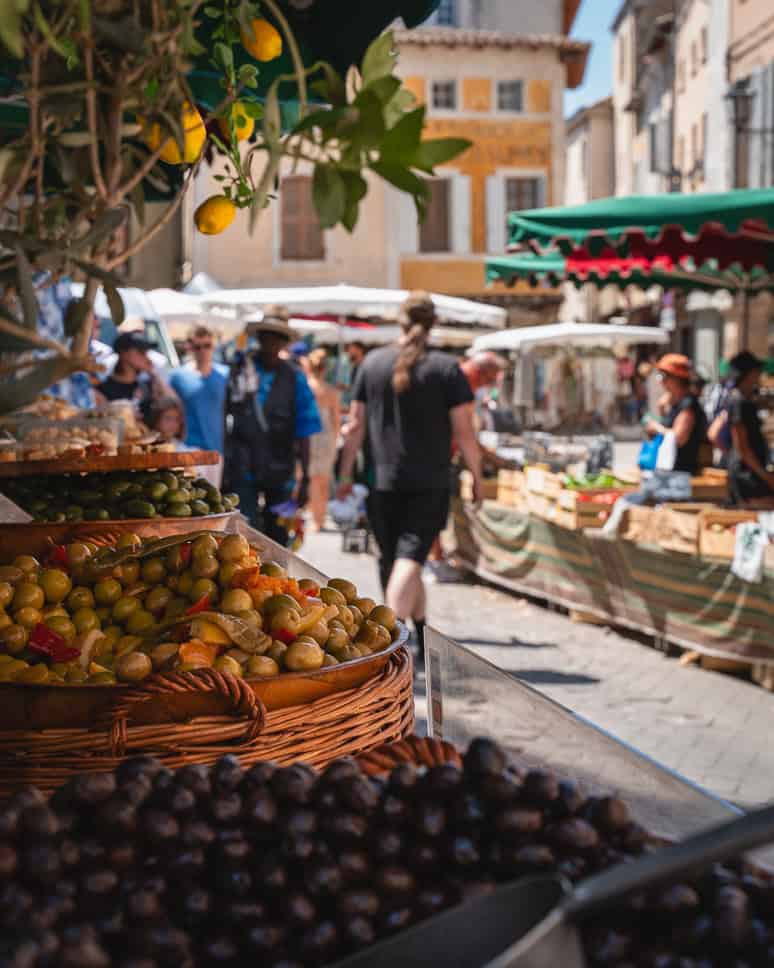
[337,293,483,660]
[727,351,774,505]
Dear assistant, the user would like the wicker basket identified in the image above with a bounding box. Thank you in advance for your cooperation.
[356,734,462,775]
[0,648,414,796]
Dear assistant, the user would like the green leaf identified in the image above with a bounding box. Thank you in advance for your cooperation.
[104,283,125,328]
[214,42,234,72]
[14,245,38,332]
[348,90,386,149]
[379,106,426,163]
[0,0,26,58]
[311,63,346,107]
[293,106,350,137]
[363,76,401,105]
[203,5,220,15]
[361,31,396,87]
[312,165,347,230]
[411,137,472,174]
[242,101,264,119]
[384,87,417,129]
[181,12,206,56]
[370,161,429,218]
[340,171,368,233]
[0,356,82,415]
[262,82,281,146]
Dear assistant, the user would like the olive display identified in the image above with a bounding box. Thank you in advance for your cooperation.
[0,533,398,685]
[0,470,239,522]
[0,739,772,968]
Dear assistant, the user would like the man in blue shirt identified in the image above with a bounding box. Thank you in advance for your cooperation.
[170,325,229,486]
[225,306,322,543]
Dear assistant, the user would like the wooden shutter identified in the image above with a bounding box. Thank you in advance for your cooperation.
[419,178,451,253]
[486,174,506,254]
[281,175,324,261]
[451,174,471,254]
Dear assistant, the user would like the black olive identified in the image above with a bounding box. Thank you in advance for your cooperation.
[285,891,317,926]
[323,812,368,843]
[419,764,464,799]
[372,829,404,861]
[54,878,77,899]
[447,834,480,869]
[19,844,60,885]
[243,788,278,829]
[521,769,560,804]
[107,842,136,870]
[342,915,375,950]
[298,921,338,963]
[0,883,32,923]
[82,868,119,897]
[587,796,631,833]
[451,792,486,827]
[72,772,117,805]
[459,879,496,904]
[315,787,338,811]
[714,885,750,946]
[9,788,45,812]
[307,860,343,898]
[655,883,700,915]
[377,905,413,935]
[215,866,252,896]
[338,776,380,813]
[557,856,588,882]
[18,805,59,840]
[478,772,520,804]
[243,761,277,788]
[749,916,771,949]
[494,806,543,840]
[320,757,361,786]
[0,937,39,968]
[380,794,412,825]
[586,927,632,964]
[144,924,191,960]
[27,894,64,932]
[512,844,556,872]
[175,763,212,798]
[375,864,415,899]
[220,838,251,863]
[416,884,448,916]
[140,809,180,845]
[553,780,586,818]
[96,798,137,838]
[202,936,239,963]
[78,839,106,868]
[57,937,111,968]
[116,757,166,785]
[619,822,649,853]
[271,765,316,805]
[169,847,206,882]
[210,793,242,825]
[405,841,440,874]
[180,818,215,848]
[282,835,317,865]
[551,818,600,852]
[180,888,212,925]
[127,889,163,921]
[120,776,153,807]
[415,802,446,838]
[0,806,19,840]
[255,855,288,896]
[338,888,381,919]
[221,899,267,926]
[212,754,243,793]
[0,845,16,879]
[388,763,419,795]
[244,922,287,955]
[338,849,370,884]
[282,809,317,838]
[463,738,507,777]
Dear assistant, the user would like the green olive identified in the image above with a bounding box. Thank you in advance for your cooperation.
[0,624,28,655]
[260,561,287,578]
[218,561,242,587]
[66,542,93,567]
[0,612,10,632]
[44,616,77,645]
[0,584,13,610]
[213,655,243,677]
[336,606,355,631]
[217,534,250,563]
[284,640,324,671]
[269,607,301,639]
[267,641,288,664]
[322,654,339,667]
[114,561,140,586]
[165,545,187,574]
[141,558,166,585]
[115,652,152,683]
[72,607,100,634]
[305,620,330,646]
[337,644,363,663]
[298,579,321,596]
[192,534,218,559]
[115,634,143,657]
[144,586,172,616]
[162,598,189,622]
[15,664,49,684]
[39,568,73,604]
[112,596,140,625]
[325,628,351,656]
[95,606,111,624]
[263,593,302,617]
[191,555,219,580]
[66,586,95,611]
[12,582,44,612]
[151,642,180,669]
[328,578,358,603]
[116,533,143,551]
[125,609,155,635]
[219,589,253,614]
[94,578,122,606]
[0,567,23,585]
[348,605,364,628]
[190,578,218,604]
[12,556,40,575]
[369,605,397,632]
[15,606,42,629]
[319,587,346,608]
[102,625,122,647]
[177,572,194,597]
[354,597,376,618]
[246,655,280,677]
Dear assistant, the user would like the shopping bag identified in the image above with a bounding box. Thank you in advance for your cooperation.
[655,430,677,471]
[638,434,663,470]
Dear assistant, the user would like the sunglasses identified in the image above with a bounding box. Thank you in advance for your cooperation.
[191,342,213,351]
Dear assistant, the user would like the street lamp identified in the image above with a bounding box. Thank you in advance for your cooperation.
[725,79,774,188]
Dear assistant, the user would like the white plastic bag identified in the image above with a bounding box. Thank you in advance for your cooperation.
[655,430,677,470]
[732,522,767,584]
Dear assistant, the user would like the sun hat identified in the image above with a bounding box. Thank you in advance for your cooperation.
[244,304,298,341]
[656,353,692,381]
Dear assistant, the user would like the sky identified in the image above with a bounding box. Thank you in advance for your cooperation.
[563,0,619,119]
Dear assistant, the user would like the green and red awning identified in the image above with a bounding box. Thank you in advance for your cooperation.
[507,188,774,272]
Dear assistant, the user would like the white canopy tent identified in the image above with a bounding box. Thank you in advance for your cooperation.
[199,283,507,329]
[472,322,669,354]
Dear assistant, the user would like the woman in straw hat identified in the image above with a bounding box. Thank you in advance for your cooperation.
[224,305,322,543]
[642,353,707,475]
[337,292,484,662]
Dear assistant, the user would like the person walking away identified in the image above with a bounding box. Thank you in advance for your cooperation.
[305,349,341,532]
[642,354,707,474]
[224,305,322,543]
[170,325,229,488]
[97,332,175,416]
[337,292,483,661]
[726,351,774,506]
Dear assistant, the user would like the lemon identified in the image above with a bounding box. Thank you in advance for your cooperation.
[218,101,255,143]
[240,18,282,62]
[142,101,206,165]
[194,196,237,235]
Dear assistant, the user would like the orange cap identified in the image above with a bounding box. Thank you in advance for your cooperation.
[656,353,692,381]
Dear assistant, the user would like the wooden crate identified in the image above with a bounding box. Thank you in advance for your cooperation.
[690,470,728,502]
[698,509,759,560]
[655,508,700,556]
[554,506,610,531]
[619,505,659,544]
[524,465,551,495]
[557,487,635,512]
[526,492,554,520]
[497,469,524,508]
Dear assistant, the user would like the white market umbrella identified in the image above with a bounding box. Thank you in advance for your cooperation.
[199,283,507,329]
[472,322,669,353]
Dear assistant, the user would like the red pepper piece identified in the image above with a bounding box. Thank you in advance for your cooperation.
[275,628,296,645]
[179,543,192,568]
[47,545,70,569]
[27,624,80,663]
[185,594,211,616]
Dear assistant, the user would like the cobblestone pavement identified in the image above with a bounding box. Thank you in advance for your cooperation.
[300,528,774,810]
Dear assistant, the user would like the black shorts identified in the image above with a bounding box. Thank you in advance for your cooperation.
[369,489,450,586]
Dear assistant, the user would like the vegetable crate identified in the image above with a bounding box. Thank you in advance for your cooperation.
[496,470,524,509]
[690,470,729,502]
[698,509,759,560]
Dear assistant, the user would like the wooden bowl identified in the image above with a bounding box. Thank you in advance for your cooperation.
[0,624,410,730]
[0,512,237,562]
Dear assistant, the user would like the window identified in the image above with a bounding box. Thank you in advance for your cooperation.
[700,26,708,64]
[419,178,451,253]
[431,80,457,111]
[497,80,523,113]
[676,135,685,174]
[436,0,457,26]
[618,35,626,82]
[505,176,541,213]
[690,41,697,76]
[280,175,324,261]
[677,59,685,93]
[691,122,699,170]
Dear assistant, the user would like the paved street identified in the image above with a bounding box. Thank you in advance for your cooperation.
[300,527,774,810]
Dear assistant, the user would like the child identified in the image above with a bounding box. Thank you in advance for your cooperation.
[146,395,187,447]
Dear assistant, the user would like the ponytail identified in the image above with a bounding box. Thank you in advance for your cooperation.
[392,291,436,395]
